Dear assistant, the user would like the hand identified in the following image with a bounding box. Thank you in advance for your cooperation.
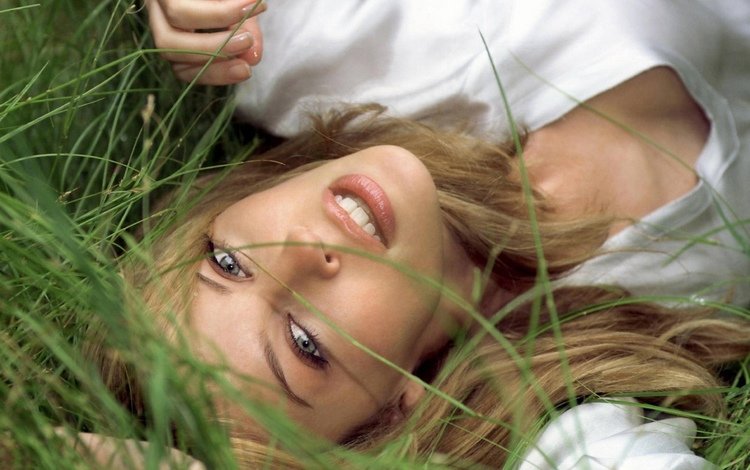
[146,0,266,85]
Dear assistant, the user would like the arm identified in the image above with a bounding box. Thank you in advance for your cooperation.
[145,0,266,85]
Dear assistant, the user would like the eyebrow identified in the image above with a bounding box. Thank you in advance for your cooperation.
[197,272,230,294]
[263,340,313,409]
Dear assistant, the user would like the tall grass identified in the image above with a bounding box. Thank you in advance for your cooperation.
[0,1,258,467]
[1,1,748,468]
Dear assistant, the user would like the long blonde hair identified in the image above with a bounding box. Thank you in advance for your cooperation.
[101,106,749,467]
[382,289,750,467]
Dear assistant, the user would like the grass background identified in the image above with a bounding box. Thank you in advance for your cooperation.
[1,0,748,468]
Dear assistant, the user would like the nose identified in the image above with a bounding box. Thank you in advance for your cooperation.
[273,226,340,284]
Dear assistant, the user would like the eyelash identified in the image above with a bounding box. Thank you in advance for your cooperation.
[287,314,328,370]
[206,239,251,279]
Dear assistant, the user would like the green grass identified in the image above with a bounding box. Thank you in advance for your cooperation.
[1,1,748,468]
[0,1,259,467]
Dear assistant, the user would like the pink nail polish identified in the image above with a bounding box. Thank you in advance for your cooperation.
[241,0,267,16]
[228,62,252,81]
[227,32,253,52]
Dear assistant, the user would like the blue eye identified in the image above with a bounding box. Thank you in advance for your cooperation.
[290,321,319,356]
[288,315,327,369]
[208,241,249,279]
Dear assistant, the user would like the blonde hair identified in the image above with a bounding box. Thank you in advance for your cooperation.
[100,106,750,467]
[379,290,749,467]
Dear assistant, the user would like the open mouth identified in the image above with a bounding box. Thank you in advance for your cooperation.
[326,174,395,249]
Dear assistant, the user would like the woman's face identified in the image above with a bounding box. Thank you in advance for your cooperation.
[189,145,477,441]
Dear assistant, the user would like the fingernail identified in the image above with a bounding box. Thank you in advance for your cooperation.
[227,32,253,52]
[244,45,261,65]
[242,0,267,16]
[228,62,252,81]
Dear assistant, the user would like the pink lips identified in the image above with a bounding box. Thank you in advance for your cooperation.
[324,174,396,249]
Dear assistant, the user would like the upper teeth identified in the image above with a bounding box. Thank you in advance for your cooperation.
[334,194,382,241]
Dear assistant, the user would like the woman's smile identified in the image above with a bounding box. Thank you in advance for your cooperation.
[325,173,396,248]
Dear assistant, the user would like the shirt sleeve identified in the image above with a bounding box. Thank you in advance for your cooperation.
[518,400,715,470]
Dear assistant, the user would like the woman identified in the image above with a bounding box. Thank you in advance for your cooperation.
[87,107,750,468]
[107,0,750,466]
[147,0,750,306]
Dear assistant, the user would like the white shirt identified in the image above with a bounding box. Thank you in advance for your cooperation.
[236,0,750,306]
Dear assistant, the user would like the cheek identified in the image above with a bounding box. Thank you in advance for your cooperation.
[338,283,438,365]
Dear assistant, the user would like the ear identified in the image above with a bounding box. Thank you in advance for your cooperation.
[399,379,426,416]
[381,380,426,426]
[380,380,426,426]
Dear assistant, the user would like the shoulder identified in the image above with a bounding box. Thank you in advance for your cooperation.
[519,400,714,470]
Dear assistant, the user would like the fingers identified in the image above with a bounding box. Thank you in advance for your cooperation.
[172,59,252,85]
[156,0,266,31]
[149,0,259,61]
[147,0,265,84]
[157,28,255,64]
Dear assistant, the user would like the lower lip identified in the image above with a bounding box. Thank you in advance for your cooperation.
[324,174,396,249]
